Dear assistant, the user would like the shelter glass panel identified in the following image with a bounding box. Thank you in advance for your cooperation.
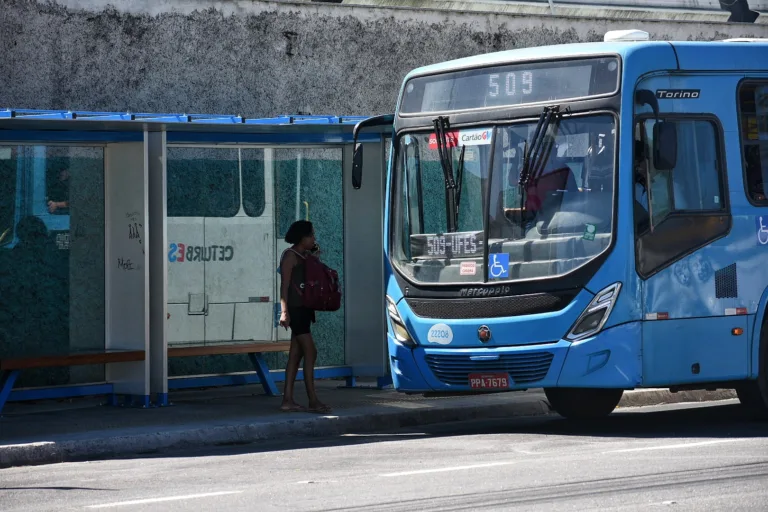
[274,147,345,367]
[0,145,105,387]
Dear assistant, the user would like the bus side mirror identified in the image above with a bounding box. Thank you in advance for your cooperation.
[653,121,677,171]
[352,144,363,190]
[351,113,395,190]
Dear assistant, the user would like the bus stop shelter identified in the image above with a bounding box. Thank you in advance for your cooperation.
[0,109,391,412]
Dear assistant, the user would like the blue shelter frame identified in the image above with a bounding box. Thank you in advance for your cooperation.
[0,109,391,414]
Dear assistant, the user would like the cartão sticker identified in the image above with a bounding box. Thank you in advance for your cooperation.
[427,128,493,150]
[459,128,494,146]
[460,261,477,276]
[427,323,453,345]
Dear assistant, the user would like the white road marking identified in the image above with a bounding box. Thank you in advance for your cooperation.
[380,461,516,477]
[86,491,243,509]
[604,439,746,454]
[341,433,427,437]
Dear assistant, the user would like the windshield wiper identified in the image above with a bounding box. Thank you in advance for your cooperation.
[433,116,462,233]
[518,106,563,219]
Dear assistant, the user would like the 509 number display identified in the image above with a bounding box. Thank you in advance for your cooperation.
[488,71,533,98]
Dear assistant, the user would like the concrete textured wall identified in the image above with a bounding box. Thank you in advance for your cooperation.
[1,0,765,117]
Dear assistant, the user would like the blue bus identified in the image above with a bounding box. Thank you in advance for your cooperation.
[352,30,768,419]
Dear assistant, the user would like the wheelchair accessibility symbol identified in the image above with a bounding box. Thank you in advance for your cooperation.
[758,216,768,246]
[488,253,509,279]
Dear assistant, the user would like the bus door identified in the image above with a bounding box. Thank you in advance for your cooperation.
[167,147,275,346]
[632,106,749,386]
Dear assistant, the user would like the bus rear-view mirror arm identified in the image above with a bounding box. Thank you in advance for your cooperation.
[352,114,395,189]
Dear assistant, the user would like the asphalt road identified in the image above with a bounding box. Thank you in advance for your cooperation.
[1,399,766,512]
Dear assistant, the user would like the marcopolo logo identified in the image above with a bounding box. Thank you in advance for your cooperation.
[427,323,454,345]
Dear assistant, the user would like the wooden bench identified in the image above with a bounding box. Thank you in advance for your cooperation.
[168,342,291,396]
[0,350,146,414]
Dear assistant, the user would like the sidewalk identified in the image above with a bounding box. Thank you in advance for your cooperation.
[0,380,736,469]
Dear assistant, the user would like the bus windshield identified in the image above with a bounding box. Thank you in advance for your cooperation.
[391,113,615,284]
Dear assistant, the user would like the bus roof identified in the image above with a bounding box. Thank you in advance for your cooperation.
[404,40,768,81]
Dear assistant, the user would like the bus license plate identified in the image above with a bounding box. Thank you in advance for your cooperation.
[469,373,509,389]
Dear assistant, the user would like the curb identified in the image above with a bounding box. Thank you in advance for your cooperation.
[0,388,736,469]
[618,388,737,408]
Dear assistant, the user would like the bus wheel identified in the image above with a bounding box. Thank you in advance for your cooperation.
[544,388,624,420]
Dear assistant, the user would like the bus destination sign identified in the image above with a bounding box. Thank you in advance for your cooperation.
[399,57,620,114]
[410,231,483,259]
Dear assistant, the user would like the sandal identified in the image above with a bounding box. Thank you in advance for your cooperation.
[307,404,333,414]
[280,404,307,413]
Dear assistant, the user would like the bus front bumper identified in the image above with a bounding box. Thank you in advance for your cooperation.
[388,322,642,393]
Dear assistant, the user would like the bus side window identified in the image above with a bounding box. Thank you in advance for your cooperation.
[738,82,768,205]
[167,148,240,218]
[635,116,728,277]
[0,146,16,246]
[639,118,723,227]
[241,149,266,217]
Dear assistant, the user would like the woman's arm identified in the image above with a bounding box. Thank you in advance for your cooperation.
[280,251,297,316]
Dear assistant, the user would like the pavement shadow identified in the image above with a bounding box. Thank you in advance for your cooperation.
[106,400,766,463]
[505,401,768,439]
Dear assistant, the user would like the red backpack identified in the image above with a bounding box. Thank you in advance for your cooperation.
[291,250,342,312]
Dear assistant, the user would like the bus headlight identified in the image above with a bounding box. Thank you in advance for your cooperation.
[566,283,622,341]
[387,295,415,346]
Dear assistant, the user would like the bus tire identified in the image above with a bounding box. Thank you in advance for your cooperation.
[736,313,768,420]
[544,387,624,420]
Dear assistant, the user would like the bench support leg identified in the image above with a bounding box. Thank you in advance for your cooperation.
[0,370,20,415]
[339,374,392,390]
[377,375,393,389]
[248,353,280,397]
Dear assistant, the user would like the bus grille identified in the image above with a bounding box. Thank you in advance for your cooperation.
[425,351,555,386]
[405,291,576,319]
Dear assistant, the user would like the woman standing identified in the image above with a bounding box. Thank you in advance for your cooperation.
[278,220,332,414]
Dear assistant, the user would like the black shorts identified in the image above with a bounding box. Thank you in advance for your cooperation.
[288,306,314,336]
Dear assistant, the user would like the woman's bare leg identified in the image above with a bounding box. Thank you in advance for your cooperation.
[295,333,331,413]
[280,337,305,411]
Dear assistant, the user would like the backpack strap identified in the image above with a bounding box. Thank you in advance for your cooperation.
[279,247,306,264]
[278,248,306,275]
[287,248,307,259]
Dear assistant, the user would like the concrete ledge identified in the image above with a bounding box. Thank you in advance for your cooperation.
[619,388,738,408]
[343,0,767,25]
